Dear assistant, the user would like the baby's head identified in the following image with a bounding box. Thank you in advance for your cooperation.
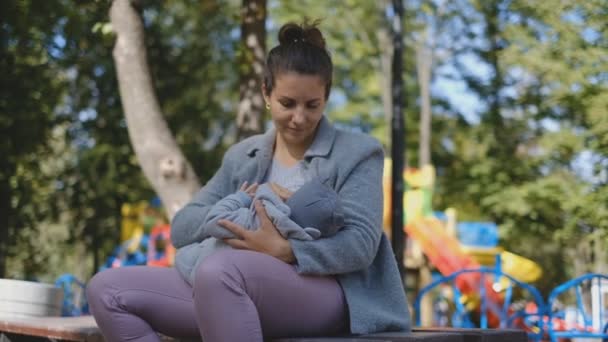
[286,179,344,237]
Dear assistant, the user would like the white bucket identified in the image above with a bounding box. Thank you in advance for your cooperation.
[0,278,63,317]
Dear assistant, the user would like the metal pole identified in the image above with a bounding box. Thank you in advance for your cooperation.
[391,0,405,277]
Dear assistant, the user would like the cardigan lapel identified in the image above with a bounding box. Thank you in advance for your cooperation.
[304,116,336,159]
[245,116,338,183]
[245,127,275,183]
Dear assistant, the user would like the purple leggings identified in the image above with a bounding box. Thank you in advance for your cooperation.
[86,249,348,342]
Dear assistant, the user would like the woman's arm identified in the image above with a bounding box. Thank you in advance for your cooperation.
[289,144,384,275]
[220,140,385,272]
[203,191,253,239]
[221,200,296,264]
[171,152,235,248]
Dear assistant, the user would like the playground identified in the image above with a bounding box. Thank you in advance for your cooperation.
[382,160,608,341]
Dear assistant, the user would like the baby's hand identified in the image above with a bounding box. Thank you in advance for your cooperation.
[269,182,293,202]
[240,181,258,198]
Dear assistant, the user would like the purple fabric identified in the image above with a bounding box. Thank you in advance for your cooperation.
[87,249,348,342]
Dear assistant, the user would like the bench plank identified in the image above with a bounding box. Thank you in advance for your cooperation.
[0,316,526,342]
[0,316,102,342]
[413,328,527,342]
[274,332,463,342]
[359,332,463,341]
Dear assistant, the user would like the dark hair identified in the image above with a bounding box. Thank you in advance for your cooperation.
[264,20,333,100]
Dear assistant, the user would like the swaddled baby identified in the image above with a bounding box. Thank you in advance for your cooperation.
[175,179,344,285]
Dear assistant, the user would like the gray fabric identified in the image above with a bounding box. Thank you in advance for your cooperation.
[204,183,328,240]
[266,158,313,192]
[176,183,342,284]
[172,116,411,334]
[286,179,344,237]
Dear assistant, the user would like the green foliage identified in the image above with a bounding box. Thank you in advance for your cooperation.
[2,0,605,290]
[0,0,72,277]
[1,0,240,280]
[431,0,607,290]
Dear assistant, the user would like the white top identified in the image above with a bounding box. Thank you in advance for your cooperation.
[264,158,313,192]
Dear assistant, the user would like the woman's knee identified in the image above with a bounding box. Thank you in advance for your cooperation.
[86,269,121,314]
[195,249,292,285]
[193,249,292,299]
[194,249,245,293]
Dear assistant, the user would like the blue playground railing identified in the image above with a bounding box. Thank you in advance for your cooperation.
[414,267,546,342]
[546,273,608,342]
[55,273,88,317]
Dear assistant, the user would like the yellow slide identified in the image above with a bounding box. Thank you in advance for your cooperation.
[501,251,543,283]
[461,246,543,283]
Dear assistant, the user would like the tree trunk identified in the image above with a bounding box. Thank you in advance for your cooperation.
[236,0,267,140]
[109,0,200,220]
[390,0,406,278]
[416,27,432,167]
[377,1,394,130]
[481,1,508,156]
[0,176,10,278]
[593,229,606,274]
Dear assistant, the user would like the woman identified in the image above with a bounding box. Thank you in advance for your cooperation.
[86,21,410,342]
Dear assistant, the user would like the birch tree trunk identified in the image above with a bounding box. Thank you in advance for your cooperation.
[110,0,200,220]
[236,0,267,140]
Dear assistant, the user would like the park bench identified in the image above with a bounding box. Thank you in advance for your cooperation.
[0,316,102,342]
[0,315,526,342]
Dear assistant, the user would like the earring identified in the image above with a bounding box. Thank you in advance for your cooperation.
[265,103,270,110]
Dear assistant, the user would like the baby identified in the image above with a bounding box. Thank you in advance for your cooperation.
[175,179,344,285]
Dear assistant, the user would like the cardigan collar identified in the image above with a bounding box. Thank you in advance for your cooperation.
[245,116,336,182]
[245,115,336,159]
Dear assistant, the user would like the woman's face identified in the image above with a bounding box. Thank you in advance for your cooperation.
[264,72,327,148]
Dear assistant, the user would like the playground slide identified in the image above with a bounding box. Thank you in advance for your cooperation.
[406,217,542,283]
[459,246,542,283]
[406,217,544,327]
[500,251,542,283]
[405,217,503,306]
[405,217,477,277]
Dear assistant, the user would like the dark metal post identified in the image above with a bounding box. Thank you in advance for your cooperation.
[391,0,405,277]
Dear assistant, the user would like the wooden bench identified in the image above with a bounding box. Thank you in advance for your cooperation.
[412,328,527,342]
[0,316,526,342]
[273,332,464,341]
[0,316,102,342]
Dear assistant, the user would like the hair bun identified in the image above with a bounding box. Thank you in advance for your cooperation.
[278,23,304,45]
[278,21,326,50]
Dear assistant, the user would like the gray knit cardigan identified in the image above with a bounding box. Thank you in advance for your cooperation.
[171,116,411,334]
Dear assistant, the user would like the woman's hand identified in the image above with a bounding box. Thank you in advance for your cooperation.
[220,200,296,264]
[240,181,258,198]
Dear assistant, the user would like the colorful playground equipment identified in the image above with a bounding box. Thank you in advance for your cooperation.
[546,273,608,341]
[147,223,175,267]
[54,274,88,317]
[383,159,608,339]
[101,198,175,270]
[46,199,173,317]
[382,159,544,328]
[413,267,546,341]
[456,222,542,284]
[382,158,542,281]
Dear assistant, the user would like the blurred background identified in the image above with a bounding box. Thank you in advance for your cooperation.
[1,0,606,299]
